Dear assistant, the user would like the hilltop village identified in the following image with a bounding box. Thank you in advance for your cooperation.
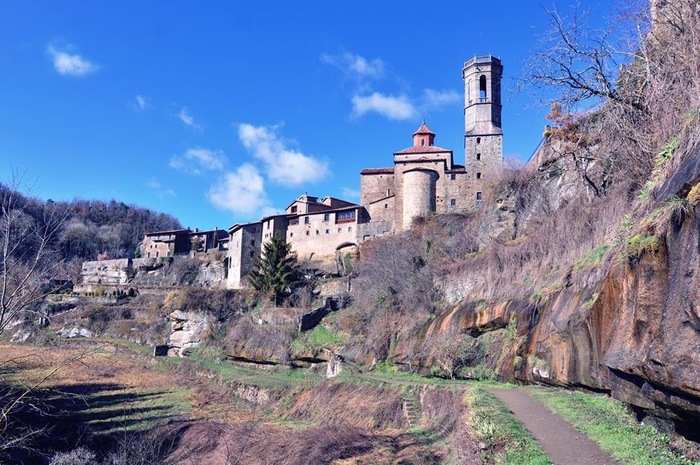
[134,56,505,289]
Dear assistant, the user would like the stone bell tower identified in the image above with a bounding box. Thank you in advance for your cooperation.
[463,55,503,203]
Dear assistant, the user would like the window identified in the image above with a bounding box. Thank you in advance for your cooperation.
[325,229,330,234]
[250,239,255,246]
[289,218,299,225]
[476,172,482,179]
[421,138,425,147]
[291,206,297,213]
[476,137,481,144]
[476,192,483,200]
[384,203,388,209]
[304,216,310,224]
[450,199,456,207]
[479,75,487,100]
[316,230,319,235]
[450,173,456,180]
[338,228,342,233]
[289,232,293,237]
[323,213,330,222]
[348,227,352,232]
[249,251,254,258]
[306,231,310,236]
[336,210,356,223]
[476,153,481,161]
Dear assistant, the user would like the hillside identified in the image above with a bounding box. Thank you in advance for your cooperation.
[2,0,700,463]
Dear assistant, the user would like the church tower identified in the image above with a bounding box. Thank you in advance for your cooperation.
[463,55,503,203]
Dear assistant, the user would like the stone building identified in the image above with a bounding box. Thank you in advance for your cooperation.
[224,55,504,288]
[140,229,190,258]
[226,194,366,289]
[463,55,503,204]
[140,228,227,258]
[227,222,262,289]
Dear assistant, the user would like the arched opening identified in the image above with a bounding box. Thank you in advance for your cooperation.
[479,75,487,100]
[336,242,358,276]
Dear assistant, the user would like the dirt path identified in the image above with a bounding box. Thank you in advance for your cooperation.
[488,388,619,465]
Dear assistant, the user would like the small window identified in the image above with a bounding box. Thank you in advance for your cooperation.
[338,228,342,233]
[348,227,352,232]
[291,206,297,213]
[156,251,159,258]
[421,138,425,147]
[290,232,293,237]
[306,231,309,236]
[250,251,254,258]
[384,203,388,209]
[450,199,456,207]
[476,137,481,144]
[450,174,456,181]
[323,213,330,222]
[316,230,319,235]
[476,172,482,179]
[476,192,483,200]
[304,217,310,224]
[325,229,330,234]
[476,153,481,161]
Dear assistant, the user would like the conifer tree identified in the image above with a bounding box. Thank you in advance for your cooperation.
[248,235,301,306]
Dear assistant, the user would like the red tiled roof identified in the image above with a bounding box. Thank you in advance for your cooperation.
[360,167,395,175]
[413,122,435,136]
[395,145,451,155]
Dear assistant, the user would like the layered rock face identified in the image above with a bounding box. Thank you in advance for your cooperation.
[525,209,700,432]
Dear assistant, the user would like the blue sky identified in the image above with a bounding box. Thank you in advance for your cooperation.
[0,1,615,229]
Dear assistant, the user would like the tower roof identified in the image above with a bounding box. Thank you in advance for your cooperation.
[412,122,435,137]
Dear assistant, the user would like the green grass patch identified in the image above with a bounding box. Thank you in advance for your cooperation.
[527,387,694,465]
[574,245,611,272]
[465,387,552,465]
[626,232,660,259]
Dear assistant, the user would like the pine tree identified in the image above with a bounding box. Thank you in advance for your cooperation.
[248,235,301,306]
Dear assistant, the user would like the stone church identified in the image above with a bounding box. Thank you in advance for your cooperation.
[359,55,503,234]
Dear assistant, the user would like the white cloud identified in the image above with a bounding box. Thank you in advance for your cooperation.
[170,147,225,175]
[237,123,329,186]
[422,89,461,109]
[135,95,148,110]
[209,164,271,217]
[47,45,97,76]
[340,187,360,201]
[351,92,416,120]
[177,107,202,130]
[321,52,385,80]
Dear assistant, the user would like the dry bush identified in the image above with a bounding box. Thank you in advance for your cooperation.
[284,381,406,430]
[350,233,441,359]
[225,317,296,364]
[419,387,463,432]
[164,421,381,465]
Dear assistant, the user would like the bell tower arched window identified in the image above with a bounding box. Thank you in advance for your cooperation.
[479,75,487,101]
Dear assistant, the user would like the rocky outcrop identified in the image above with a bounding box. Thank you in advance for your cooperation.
[167,310,215,357]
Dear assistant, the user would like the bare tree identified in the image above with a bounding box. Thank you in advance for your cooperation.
[0,176,67,334]
[525,4,647,113]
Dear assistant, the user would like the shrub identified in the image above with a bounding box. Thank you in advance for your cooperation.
[49,448,97,465]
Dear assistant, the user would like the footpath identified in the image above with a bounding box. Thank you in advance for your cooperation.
[488,388,619,465]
